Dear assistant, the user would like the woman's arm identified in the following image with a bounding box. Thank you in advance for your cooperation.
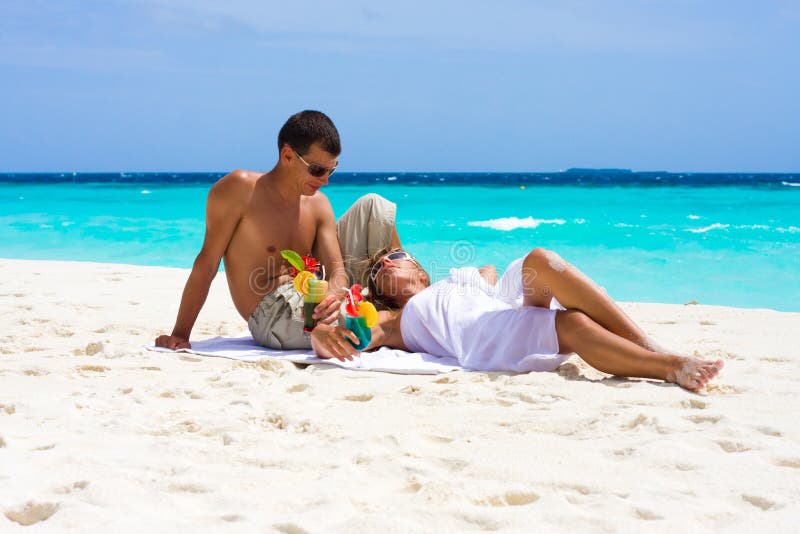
[364,310,406,351]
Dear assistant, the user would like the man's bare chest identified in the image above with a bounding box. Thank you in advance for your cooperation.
[235,207,318,256]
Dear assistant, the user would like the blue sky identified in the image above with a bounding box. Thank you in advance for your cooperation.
[1,1,798,172]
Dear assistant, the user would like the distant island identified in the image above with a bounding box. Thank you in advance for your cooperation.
[565,168,634,174]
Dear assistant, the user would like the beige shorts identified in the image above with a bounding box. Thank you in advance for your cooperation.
[248,193,397,349]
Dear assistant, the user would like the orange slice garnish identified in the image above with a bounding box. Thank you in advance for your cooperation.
[293,271,315,295]
[358,301,379,328]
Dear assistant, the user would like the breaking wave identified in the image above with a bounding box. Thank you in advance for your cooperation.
[467,217,567,231]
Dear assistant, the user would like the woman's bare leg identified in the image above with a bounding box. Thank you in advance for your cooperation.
[522,248,669,353]
[389,226,402,250]
[555,310,723,391]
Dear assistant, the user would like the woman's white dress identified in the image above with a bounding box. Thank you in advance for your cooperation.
[400,258,569,372]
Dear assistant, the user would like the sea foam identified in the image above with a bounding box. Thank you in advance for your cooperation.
[468,217,566,231]
[688,223,730,234]
[781,181,800,187]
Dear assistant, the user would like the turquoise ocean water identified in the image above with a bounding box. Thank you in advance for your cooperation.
[1,173,798,311]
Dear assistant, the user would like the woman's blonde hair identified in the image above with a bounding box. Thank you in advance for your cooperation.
[365,246,430,310]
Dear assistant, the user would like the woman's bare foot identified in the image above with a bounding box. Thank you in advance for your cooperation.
[666,356,724,391]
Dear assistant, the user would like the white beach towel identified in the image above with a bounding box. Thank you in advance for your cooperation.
[146,335,461,375]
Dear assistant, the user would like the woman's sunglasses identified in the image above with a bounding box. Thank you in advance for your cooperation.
[295,151,337,178]
[369,251,413,282]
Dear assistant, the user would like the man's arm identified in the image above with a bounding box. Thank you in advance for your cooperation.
[155,171,248,349]
[310,194,349,324]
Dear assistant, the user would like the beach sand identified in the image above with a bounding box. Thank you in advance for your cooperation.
[1,258,797,532]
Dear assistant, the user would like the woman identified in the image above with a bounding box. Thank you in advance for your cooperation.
[311,247,723,391]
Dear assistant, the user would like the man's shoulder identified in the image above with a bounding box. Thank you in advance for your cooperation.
[220,169,262,186]
[210,169,260,201]
[306,189,330,203]
[304,190,335,217]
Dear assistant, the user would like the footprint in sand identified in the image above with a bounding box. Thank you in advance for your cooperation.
[0,403,15,415]
[695,349,743,361]
[4,501,60,526]
[437,457,469,472]
[674,462,699,471]
[75,365,111,375]
[424,434,454,444]
[84,341,105,355]
[163,420,201,435]
[634,508,664,520]
[342,393,374,402]
[54,481,89,494]
[716,440,752,453]
[473,491,540,507]
[400,385,420,394]
[402,476,424,493]
[433,375,457,384]
[706,383,748,395]
[756,425,783,437]
[562,483,626,505]
[759,356,791,363]
[497,391,539,404]
[742,494,778,511]
[287,383,310,393]
[272,523,310,534]
[683,414,724,425]
[168,483,209,494]
[256,359,292,374]
[160,389,204,400]
[261,413,286,430]
[681,398,709,409]
[771,457,800,469]
[620,414,659,431]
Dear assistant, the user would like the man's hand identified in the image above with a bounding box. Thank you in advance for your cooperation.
[312,294,342,325]
[310,323,359,361]
[155,335,191,350]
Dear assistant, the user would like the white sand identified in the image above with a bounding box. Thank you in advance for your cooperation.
[1,258,798,532]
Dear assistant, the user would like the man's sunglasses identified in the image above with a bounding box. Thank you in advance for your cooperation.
[295,151,337,178]
[369,251,414,282]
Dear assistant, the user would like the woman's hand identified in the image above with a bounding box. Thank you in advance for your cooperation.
[310,323,360,361]
[479,264,498,285]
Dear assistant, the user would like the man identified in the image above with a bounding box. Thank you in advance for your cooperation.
[155,110,400,350]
